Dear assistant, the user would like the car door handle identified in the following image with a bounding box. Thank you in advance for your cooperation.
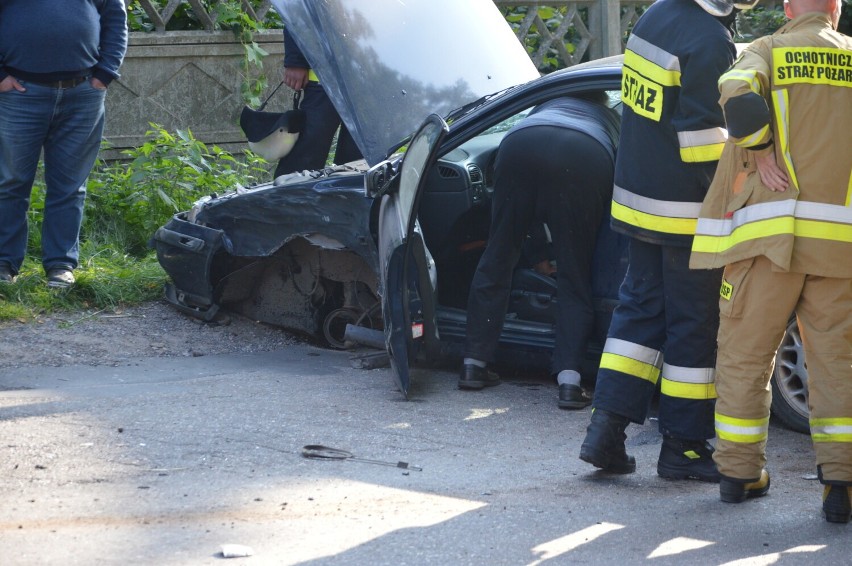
[154,227,206,252]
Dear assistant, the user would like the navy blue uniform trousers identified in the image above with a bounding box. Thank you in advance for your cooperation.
[275,82,361,176]
[593,238,722,440]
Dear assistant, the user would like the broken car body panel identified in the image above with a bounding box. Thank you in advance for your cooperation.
[154,169,379,336]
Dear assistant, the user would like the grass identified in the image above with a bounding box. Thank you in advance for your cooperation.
[0,244,167,323]
[0,126,271,324]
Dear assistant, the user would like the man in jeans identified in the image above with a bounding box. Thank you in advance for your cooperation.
[0,0,127,288]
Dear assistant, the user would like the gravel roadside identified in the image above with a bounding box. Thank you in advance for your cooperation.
[0,300,303,370]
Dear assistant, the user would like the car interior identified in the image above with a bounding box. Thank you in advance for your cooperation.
[415,90,627,365]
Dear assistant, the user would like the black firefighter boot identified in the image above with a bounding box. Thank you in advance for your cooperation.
[579,409,636,474]
[719,470,771,503]
[657,436,721,483]
[822,484,852,523]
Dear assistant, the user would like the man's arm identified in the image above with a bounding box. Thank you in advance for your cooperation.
[719,42,788,191]
[93,0,128,87]
[671,36,735,166]
[283,28,311,90]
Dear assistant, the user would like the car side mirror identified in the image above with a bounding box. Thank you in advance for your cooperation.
[365,160,399,199]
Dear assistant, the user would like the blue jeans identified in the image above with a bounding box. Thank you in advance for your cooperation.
[0,79,106,274]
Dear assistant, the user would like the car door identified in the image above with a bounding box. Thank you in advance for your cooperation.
[376,114,448,398]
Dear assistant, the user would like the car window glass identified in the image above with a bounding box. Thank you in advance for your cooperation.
[482,108,532,136]
[481,88,622,138]
[606,89,623,114]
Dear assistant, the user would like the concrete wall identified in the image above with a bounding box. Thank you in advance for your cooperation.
[103,30,287,159]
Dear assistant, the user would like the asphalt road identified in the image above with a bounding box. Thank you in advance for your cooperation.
[1,344,847,565]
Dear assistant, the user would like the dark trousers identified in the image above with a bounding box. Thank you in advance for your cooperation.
[593,238,723,440]
[275,82,361,176]
[464,126,613,375]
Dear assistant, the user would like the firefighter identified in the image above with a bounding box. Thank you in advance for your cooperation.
[690,0,852,522]
[578,0,752,481]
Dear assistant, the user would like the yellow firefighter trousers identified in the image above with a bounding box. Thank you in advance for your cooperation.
[713,255,852,483]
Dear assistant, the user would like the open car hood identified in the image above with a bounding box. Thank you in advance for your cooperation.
[272,0,539,166]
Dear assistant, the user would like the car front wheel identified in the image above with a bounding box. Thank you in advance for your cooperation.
[770,316,810,434]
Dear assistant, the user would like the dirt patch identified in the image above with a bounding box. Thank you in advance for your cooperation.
[0,301,305,370]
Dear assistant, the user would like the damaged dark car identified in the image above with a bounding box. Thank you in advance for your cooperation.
[153,0,810,434]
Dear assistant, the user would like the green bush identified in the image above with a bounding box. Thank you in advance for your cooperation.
[83,125,269,256]
[502,6,586,72]
[126,0,282,32]
[735,2,851,42]
[735,6,788,41]
[840,0,852,35]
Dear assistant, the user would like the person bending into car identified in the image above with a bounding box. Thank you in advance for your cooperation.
[274,29,362,177]
[459,93,619,410]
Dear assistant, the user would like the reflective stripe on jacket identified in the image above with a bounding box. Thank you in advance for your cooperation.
[690,13,852,278]
[611,0,735,247]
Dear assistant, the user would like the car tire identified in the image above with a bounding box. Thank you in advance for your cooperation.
[770,316,810,434]
[322,307,362,349]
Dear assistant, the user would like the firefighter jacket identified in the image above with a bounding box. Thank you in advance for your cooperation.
[611,0,735,247]
[690,13,852,278]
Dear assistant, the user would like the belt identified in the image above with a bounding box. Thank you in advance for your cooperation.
[29,76,88,89]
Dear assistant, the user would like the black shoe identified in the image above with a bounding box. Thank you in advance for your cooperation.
[458,364,500,390]
[558,384,591,410]
[579,409,636,474]
[0,264,15,284]
[720,470,771,503]
[46,267,75,289]
[822,484,852,523]
[657,436,721,483]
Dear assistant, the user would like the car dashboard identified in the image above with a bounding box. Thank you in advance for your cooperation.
[418,132,505,261]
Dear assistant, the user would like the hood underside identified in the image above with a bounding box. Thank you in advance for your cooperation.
[272,0,539,166]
